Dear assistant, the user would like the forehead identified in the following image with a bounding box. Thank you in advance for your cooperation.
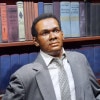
[35,18,59,30]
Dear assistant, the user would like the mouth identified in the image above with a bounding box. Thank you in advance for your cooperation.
[49,42,59,47]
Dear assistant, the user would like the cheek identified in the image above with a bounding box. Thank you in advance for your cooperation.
[38,37,49,47]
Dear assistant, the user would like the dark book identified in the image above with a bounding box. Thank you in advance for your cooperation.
[29,52,38,63]
[79,2,86,37]
[90,3,96,36]
[0,55,11,94]
[53,1,60,20]
[0,5,2,42]
[7,5,19,42]
[96,3,100,36]
[85,2,91,36]
[11,54,20,75]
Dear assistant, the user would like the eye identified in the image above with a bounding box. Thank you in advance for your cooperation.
[53,29,61,33]
[41,31,49,36]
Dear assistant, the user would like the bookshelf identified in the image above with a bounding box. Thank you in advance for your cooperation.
[0,0,100,99]
[0,0,100,47]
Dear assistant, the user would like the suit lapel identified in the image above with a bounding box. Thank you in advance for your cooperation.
[33,54,57,100]
[66,51,84,100]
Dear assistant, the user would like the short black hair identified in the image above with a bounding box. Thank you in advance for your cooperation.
[31,13,61,37]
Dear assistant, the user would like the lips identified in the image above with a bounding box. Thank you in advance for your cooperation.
[49,42,59,46]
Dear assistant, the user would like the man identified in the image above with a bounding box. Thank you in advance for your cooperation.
[2,13,100,100]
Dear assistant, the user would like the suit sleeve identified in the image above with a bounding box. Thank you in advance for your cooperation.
[86,58,100,100]
[2,74,25,100]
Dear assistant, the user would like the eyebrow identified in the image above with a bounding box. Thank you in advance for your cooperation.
[41,27,60,32]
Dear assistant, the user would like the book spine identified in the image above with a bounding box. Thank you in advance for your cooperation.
[0,55,11,94]
[0,5,2,42]
[34,2,38,19]
[70,2,80,37]
[28,0,33,40]
[38,1,44,16]
[90,3,96,36]
[0,3,8,42]
[85,2,91,36]
[11,54,20,74]
[29,52,38,63]
[7,5,19,42]
[53,1,60,20]
[60,1,71,38]
[16,1,25,41]
[23,1,29,40]
[19,53,29,66]
[79,2,86,37]
[44,3,53,14]
[96,3,100,36]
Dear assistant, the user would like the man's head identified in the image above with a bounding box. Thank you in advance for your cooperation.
[31,13,61,37]
[31,13,64,57]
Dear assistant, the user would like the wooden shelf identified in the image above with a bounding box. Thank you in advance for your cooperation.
[0,41,34,47]
[63,36,100,43]
[0,36,100,48]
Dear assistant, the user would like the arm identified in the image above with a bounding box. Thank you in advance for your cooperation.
[86,59,100,100]
[2,74,25,100]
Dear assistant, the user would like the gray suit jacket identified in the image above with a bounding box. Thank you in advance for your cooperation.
[2,51,100,100]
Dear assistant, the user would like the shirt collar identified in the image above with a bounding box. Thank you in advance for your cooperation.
[40,48,66,66]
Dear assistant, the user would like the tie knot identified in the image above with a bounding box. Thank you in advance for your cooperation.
[53,58,63,67]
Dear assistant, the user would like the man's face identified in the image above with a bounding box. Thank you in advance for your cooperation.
[34,18,64,57]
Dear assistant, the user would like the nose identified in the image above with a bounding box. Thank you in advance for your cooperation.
[49,31,56,39]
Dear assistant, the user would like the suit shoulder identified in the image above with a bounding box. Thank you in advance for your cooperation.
[66,50,86,59]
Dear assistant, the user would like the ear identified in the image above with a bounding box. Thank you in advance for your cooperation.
[61,31,64,40]
[33,37,39,47]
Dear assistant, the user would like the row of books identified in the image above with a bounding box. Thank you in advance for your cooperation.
[0,52,38,94]
[0,1,100,43]
[57,1,100,37]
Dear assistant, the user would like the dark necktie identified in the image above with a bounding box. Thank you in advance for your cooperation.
[54,58,71,100]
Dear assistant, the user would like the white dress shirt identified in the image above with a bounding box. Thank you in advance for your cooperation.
[40,49,76,100]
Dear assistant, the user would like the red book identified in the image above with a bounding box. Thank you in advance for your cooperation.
[0,4,2,42]
[24,1,29,40]
[7,5,19,42]
[0,3,8,42]
[34,2,38,19]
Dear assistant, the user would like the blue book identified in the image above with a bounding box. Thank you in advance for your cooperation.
[11,54,20,75]
[75,46,94,70]
[19,53,29,66]
[38,1,44,15]
[94,46,100,78]
[70,2,80,37]
[29,52,38,63]
[60,1,71,38]
[0,55,11,94]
